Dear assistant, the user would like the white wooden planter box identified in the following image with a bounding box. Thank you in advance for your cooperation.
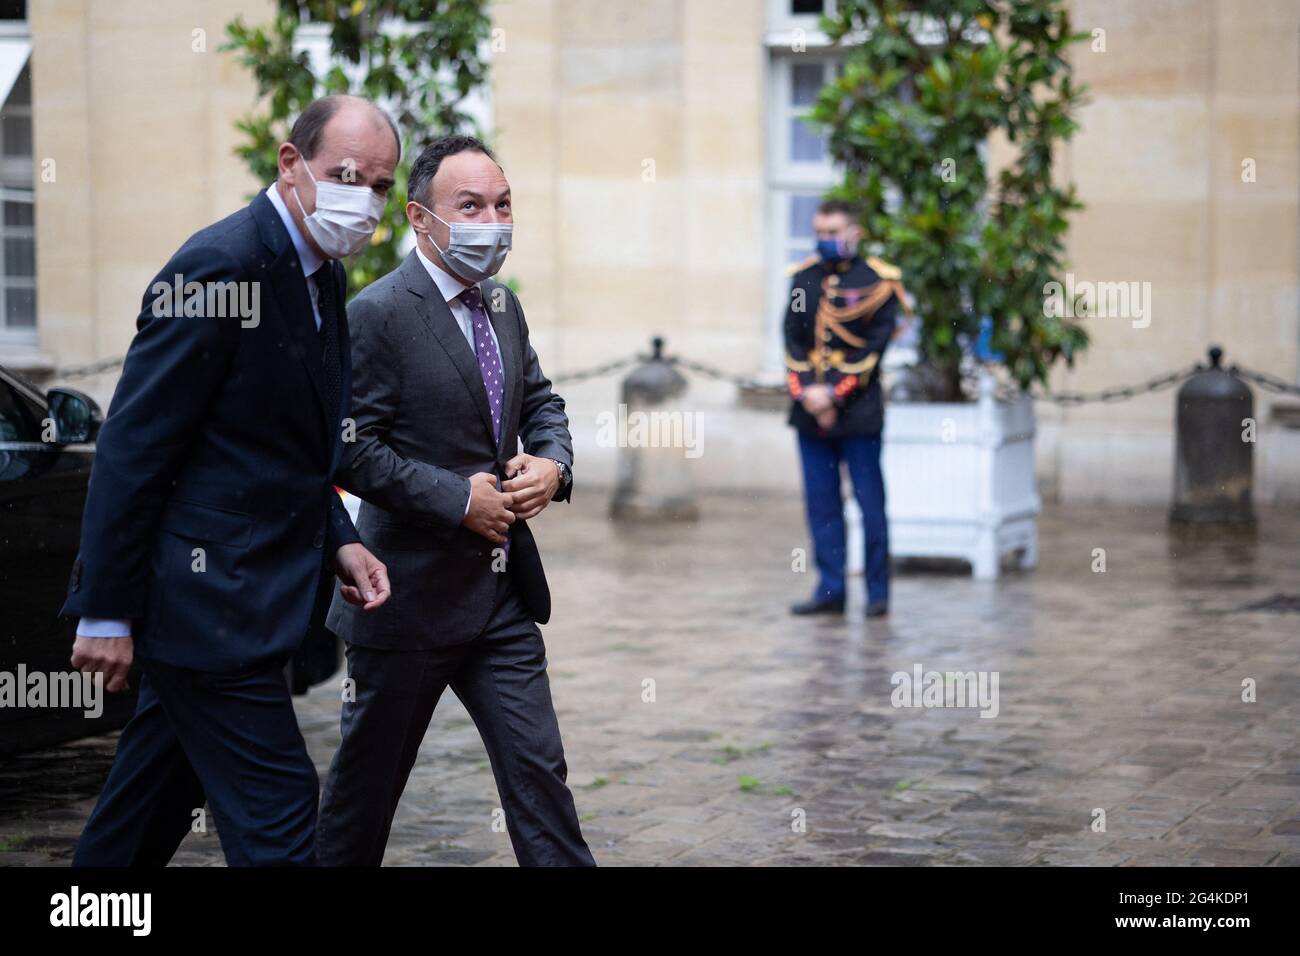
[846,373,1039,579]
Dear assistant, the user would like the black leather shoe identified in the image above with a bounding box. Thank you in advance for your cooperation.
[790,596,846,616]
[865,601,890,619]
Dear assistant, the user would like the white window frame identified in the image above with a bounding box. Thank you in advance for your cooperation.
[763,0,839,49]
[763,38,843,375]
[0,185,35,343]
[0,14,32,347]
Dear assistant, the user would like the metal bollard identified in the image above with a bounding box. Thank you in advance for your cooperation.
[1170,346,1255,528]
[609,337,700,521]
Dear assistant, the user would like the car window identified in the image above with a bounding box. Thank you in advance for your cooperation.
[0,377,41,443]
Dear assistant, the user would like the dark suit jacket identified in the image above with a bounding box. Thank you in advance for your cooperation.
[328,250,572,650]
[61,189,361,673]
[784,255,898,438]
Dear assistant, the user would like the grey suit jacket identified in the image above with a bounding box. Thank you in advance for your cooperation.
[327,250,573,649]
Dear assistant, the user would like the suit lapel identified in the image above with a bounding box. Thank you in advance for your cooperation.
[400,252,497,446]
[253,190,331,443]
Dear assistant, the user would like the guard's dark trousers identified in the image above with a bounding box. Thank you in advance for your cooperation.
[798,432,891,605]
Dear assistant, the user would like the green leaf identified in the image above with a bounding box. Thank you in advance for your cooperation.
[817,0,1088,393]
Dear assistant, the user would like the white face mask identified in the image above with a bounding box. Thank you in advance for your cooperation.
[292,157,386,259]
[416,203,512,282]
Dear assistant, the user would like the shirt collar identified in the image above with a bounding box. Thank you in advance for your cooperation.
[415,242,478,304]
[266,183,326,278]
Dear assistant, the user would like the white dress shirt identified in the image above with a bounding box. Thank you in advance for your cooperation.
[266,182,326,331]
[413,242,503,365]
[78,185,326,639]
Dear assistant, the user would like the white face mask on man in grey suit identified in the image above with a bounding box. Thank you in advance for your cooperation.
[414,201,512,282]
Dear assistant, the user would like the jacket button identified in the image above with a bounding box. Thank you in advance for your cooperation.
[312,531,324,549]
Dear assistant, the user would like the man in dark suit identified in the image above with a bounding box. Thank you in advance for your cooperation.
[317,135,593,867]
[64,96,397,866]
[785,200,904,620]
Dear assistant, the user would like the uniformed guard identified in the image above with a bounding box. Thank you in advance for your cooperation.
[784,199,907,619]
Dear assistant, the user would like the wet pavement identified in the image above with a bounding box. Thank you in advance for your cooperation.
[2,492,1298,866]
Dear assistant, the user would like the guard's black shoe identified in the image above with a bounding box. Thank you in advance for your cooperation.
[865,601,890,619]
[790,596,846,616]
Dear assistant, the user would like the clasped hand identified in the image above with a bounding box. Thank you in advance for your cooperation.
[801,385,838,431]
[462,454,561,544]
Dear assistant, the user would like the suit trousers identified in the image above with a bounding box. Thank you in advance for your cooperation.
[797,431,891,605]
[316,571,594,867]
[72,658,319,866]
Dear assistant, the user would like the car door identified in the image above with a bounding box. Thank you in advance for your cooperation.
[0,369,136,754]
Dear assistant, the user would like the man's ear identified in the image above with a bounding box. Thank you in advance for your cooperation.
[404,200,424,231]
[277,143,301,184]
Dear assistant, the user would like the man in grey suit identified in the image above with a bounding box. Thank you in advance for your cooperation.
[317,135,594,866]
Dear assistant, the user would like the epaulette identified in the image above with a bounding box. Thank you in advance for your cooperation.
[784,254,820,277]
[866,256,902,281]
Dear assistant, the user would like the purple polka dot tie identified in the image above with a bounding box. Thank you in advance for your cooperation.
[459,285,510,557]
[459,286,504,445]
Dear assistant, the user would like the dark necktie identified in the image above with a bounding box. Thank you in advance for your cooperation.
[316,267,341,426]
[458,285,504,444]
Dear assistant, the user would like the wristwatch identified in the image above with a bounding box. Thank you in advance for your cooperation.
[550,459,572,491]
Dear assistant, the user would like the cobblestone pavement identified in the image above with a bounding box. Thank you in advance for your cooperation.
[2,493,1298,866]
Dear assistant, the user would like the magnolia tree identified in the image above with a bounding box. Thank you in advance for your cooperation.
[224,0,492,293]
[810,0,1090,399]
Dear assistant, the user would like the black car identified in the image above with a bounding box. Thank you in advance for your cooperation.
[0,364,343,756]
[0,366,135,755]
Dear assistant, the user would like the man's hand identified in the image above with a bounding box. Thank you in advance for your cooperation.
[501,454,562,521]
[463,471,516,544]
[801,384,834,416]
[71,635,134,694]
[815,406,838,431]
[335,542,391,611]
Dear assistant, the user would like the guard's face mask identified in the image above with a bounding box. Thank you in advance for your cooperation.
[816,237,853,264]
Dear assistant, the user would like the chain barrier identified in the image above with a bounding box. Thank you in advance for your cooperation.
[979,364,1200,406]
[50,346,1300,403]
[1233,366,1300,397]
[57,356,127,380]
[985,361,1300,404]
[667,356,786,394]
[548,355,639,386]
[556,352,1217,406]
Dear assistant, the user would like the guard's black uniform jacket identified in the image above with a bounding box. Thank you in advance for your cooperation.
[784,254,903,439]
